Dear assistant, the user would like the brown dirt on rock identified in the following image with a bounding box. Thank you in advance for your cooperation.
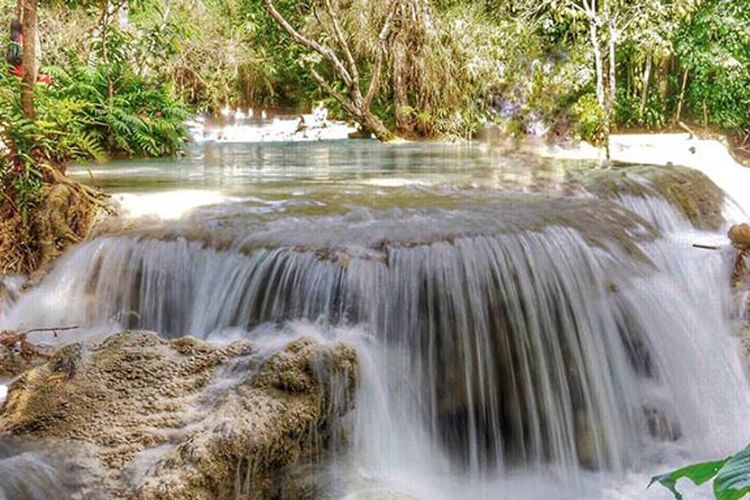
[0,331,357,499]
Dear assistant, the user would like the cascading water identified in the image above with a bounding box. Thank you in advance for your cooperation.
[2,141,749,499]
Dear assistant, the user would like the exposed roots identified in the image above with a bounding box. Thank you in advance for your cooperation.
[0,164,112,276]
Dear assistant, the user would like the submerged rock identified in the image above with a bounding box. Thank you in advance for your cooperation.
[0,331,357,499]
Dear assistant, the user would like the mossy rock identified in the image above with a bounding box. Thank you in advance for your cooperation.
[579,165,725,231]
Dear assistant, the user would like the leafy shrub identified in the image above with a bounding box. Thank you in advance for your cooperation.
[1,26,189,218]
[42,60,189,158]
[615,88,667,130]
[572,93,608,146]
[674,0,750,133]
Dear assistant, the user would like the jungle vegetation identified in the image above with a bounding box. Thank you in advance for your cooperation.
[0,0,748,272]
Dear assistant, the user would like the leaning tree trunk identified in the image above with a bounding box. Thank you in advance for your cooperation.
[263,0,398,142]
[21,0,38,120]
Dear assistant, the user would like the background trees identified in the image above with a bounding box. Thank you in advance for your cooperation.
[1,0,748,143]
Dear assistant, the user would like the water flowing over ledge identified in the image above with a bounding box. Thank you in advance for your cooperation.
[3,141,750,499]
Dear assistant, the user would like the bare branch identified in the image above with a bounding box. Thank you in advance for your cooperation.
[309,66,359,118]
[20,325,79,336]
[263,0,353,87]
[323,0,361,95]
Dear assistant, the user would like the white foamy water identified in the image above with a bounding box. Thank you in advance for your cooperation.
[189,105,358,144]
[537,133,750,221]
[5,140,750,499]
[112,190,237,219]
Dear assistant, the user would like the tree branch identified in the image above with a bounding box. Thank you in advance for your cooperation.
[364,50,383,108]
[323,0,360,96]
[263,0,353,87]
[309,66,359,118]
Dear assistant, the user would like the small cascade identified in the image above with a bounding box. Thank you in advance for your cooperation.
[4,191,749,498]
[3,140,749,498]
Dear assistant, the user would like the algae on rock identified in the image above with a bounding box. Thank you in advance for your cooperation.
[578,165,726,230]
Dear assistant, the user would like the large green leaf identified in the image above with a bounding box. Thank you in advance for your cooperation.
[714,447,750,500]
[650,459,729,500]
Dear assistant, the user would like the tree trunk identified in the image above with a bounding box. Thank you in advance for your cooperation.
[674,67,689,125]
[392,41,412,136]
[263,0,398,142]
[362,111,396,142]
[639,55,652,121]
[20,0,38,120]
[589,16,605,108]
[607,21,617,119]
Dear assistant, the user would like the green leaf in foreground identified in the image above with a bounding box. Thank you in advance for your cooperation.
[650,458,729,499]
[714,447,750,500]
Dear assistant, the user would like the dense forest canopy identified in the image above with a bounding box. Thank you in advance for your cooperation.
[2,0,749,139]
[0,0,748,194]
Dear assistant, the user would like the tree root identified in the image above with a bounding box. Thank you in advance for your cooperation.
[0,164,113,276]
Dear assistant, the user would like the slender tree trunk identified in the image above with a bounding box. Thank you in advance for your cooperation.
[674,67,689,124]
[20,0,38,120]
[589,16,605,108]
[639,55,651,121]
[607,21,616,116]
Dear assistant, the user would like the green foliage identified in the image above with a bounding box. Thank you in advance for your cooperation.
[0,68,45,218]
[674,0,750,133]
[42,58,189,158]
[615,88,667,130]
[1,18,188,218]
[3,0,749,144]
[650,445,750,500]
[572,93,608,146]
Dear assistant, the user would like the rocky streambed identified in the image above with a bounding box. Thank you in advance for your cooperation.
[0,331,357,499]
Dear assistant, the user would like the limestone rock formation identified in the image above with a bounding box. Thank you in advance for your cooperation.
[0,331,357,499]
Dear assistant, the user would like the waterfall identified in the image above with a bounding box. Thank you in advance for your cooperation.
[4,189,748,498]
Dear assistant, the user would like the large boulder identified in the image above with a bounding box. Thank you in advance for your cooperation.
[0,331,357,499]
